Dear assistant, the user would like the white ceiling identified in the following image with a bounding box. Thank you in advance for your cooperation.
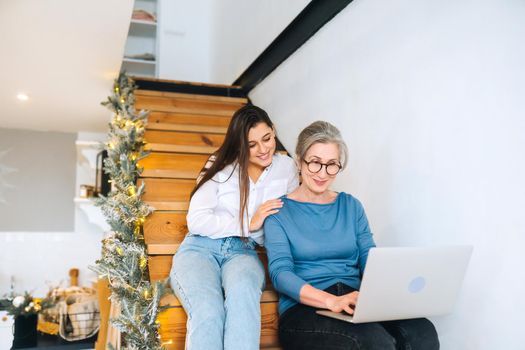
[0,0,134,133]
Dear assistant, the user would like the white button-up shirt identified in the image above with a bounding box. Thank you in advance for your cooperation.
[187,153,299,245]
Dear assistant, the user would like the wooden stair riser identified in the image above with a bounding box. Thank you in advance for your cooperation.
[145,143,218,155]
[147,112,231,132]
[144,130,225,148]
[140,178,194,204]
[136,95,244,116]
[149,255,175,282]
[158,302,279,350]
[135,89,248,105]
[139,153,210,179]
[144,212,187,246]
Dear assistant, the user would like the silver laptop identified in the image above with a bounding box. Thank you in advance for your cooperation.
[316,245,473,323]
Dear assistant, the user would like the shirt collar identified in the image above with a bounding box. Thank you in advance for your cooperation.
[248,154,277,185]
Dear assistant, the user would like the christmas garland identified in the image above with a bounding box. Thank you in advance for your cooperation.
[92,73,165,349]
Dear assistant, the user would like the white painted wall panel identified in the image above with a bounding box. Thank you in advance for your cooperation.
[250,1,525,348]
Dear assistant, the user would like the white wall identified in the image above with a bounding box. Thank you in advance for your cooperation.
[250,0,525,349]
[209,0,309,84]
[156,0,308,84]
[158,0,214,82]
[0,132,106,296]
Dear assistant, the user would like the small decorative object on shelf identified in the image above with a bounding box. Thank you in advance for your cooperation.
[132,9,156,23]
[79,184,95,198]
[124,52,156,62]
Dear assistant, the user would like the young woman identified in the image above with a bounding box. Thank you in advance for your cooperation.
[264,121,439,350]
[169,105,298,350]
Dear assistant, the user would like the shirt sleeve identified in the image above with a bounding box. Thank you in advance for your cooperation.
[354,199,376,275]
[187,178,246,238]
[252,155,298,240]
[247,218,263,238]
[264,215,307,302]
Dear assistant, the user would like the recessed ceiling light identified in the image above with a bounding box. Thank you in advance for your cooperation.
[17,93,29,101]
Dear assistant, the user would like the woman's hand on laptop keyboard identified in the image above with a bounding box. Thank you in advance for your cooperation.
[325,291,359,314]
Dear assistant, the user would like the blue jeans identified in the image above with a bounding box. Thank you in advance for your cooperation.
[169,235,265,350]
[279,282,440,350]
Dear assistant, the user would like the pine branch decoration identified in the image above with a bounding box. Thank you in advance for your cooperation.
[91,73,166,350]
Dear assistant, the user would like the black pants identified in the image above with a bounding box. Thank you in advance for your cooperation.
[279,282,440,350]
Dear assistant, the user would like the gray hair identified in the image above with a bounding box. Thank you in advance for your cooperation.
[295,121,349,169]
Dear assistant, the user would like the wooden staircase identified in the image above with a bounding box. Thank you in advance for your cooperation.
[135,82,281,349]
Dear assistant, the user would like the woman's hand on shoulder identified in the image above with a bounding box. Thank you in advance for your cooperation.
[325,291,359,314]
[249,199,283,232]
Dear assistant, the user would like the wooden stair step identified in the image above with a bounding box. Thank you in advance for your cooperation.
[160,290,278,308]
[145,201,189,211]
[144,129,225,147]
[140,178,194,204]
[144,143,217,155]
[139,152,209,179]
[147,111,231,131]
[136,89,248,104]
[136,95,245,116]
[148,243,180,255]
[147,122,228,134]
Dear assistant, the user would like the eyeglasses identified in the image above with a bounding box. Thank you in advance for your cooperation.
[303,159,342,175]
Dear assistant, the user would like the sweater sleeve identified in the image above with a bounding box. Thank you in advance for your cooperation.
[354,199,376,275]
[264,215,307,301]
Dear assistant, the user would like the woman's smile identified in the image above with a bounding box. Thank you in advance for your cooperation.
[257,152,270,161]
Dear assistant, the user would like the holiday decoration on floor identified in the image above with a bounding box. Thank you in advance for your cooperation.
[1,292,41,348]
[91,73,165,349]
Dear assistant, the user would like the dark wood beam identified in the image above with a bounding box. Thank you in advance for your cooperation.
[133,78,247,98]
[233,0,354,93]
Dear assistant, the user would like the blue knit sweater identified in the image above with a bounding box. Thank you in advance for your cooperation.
[264,192,376,315]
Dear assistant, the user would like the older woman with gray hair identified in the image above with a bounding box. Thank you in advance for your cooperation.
[264,121,439,349]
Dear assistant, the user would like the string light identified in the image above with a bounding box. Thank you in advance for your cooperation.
[94,73,163,349]
[139,256,148,269]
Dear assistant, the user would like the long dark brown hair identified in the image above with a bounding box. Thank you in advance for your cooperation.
[190,104,275,236]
